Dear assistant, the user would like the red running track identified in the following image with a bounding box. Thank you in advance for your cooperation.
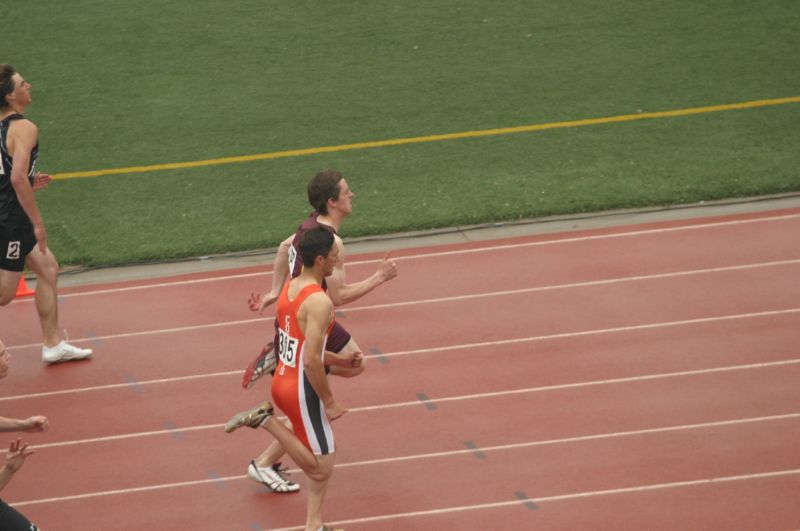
[1,207,799,530]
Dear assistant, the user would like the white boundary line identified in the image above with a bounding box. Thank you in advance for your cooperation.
[10,212,800,302]
[381,308,800,359]
[272,468,800,530]
[7,258,800,352]
[23,358,800,450]
[13,412,799,508]
[4,306,799,402]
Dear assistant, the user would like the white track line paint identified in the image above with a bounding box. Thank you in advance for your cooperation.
[381,308,800,360]
[269,468,800,530]
[8,258,800,352]
[14,413,799,507]
[0,371,239,402]
[22,359,800,449]
[4,307,799,401]
[10,213,800,303]
[8,316,271,351]
[348,259,800,312]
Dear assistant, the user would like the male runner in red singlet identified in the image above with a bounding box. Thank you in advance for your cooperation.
[0,65,92,364]
[240,170,398,492]
[226,227,345,531]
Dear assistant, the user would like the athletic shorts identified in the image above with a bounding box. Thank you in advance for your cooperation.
[0,223,36,273]
[0,499,38,530]
[273,320,351,355]
[272,369,335,456]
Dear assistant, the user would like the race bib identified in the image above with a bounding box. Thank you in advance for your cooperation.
[6,241,20,260]
[277,328,300,368]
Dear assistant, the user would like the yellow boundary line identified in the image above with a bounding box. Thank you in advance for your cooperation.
[53,95,800,180]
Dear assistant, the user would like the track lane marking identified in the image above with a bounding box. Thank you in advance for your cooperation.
[14,413,800,507]
[270,468,800,530]
[7,258,800,352]
[4,307,799,401]
[21,360,800,448]
[8,212,800,303]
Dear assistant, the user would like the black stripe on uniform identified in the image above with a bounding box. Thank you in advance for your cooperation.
[303,374,330,455]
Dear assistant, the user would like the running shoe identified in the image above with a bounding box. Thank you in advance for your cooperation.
[224,401,274,433]
[42,341,93,364]
[242,342,277,389]
[247,460,300,493]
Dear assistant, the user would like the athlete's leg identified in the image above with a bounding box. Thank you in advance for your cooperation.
[254,436,287,467]
[24,245,60,346]
[305,453,335,531]
[255,419,292,468]
[0,269,23,306]
[255,338,363,469]
[260,416,333,482]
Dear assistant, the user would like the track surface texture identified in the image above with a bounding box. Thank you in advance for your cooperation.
[2,205,799,530]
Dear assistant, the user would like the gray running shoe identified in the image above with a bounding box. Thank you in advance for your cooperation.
[224,401,274,433]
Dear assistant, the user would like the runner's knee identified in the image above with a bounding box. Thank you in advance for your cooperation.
[307,459,334,482]
[26,249,60,282]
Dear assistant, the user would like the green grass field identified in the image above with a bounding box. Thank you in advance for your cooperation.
[6,0,800,266]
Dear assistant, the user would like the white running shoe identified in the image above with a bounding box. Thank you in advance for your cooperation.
[247,460,300,493]
[42,341,93,364]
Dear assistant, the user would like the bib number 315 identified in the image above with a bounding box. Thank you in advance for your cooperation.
[278,328,299,369]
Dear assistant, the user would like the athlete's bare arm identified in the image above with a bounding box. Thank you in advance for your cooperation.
[8,119,46,252]
[0,415,48,433]
[300,292,347,420]
[249,234,295,313]
[325,236,398,306]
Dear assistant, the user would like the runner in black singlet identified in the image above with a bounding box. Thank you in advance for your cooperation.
[0,64,92,364]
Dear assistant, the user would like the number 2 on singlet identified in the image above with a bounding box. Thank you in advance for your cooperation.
[278,328,299,368]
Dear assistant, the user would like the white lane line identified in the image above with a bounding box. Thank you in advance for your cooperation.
[8,258,800,352]
[23,359,800,449]
[270,468,800,530]
[0,371,239,402]
[4,307,799,401]
[10,213,800,302]
[7,316,271,351]
[352,359,800,412]
[13,413,799,507]
[383,308,800,359]
[330,413,800,470]
[350,258,800,312]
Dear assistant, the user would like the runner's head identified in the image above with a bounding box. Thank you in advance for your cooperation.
[307,170,352,216]
[299,227,338,275]
[0,65,18,110]
[0,65,31,112]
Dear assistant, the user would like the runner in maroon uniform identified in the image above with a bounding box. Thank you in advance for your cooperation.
[225,228,346,531]
[242,170,398,492]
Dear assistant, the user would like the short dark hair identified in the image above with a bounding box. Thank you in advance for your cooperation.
[307,170,343,215]
[299,226,335,267]
[0,64,17,109]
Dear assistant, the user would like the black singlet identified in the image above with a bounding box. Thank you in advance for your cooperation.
[0,113,38,228]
